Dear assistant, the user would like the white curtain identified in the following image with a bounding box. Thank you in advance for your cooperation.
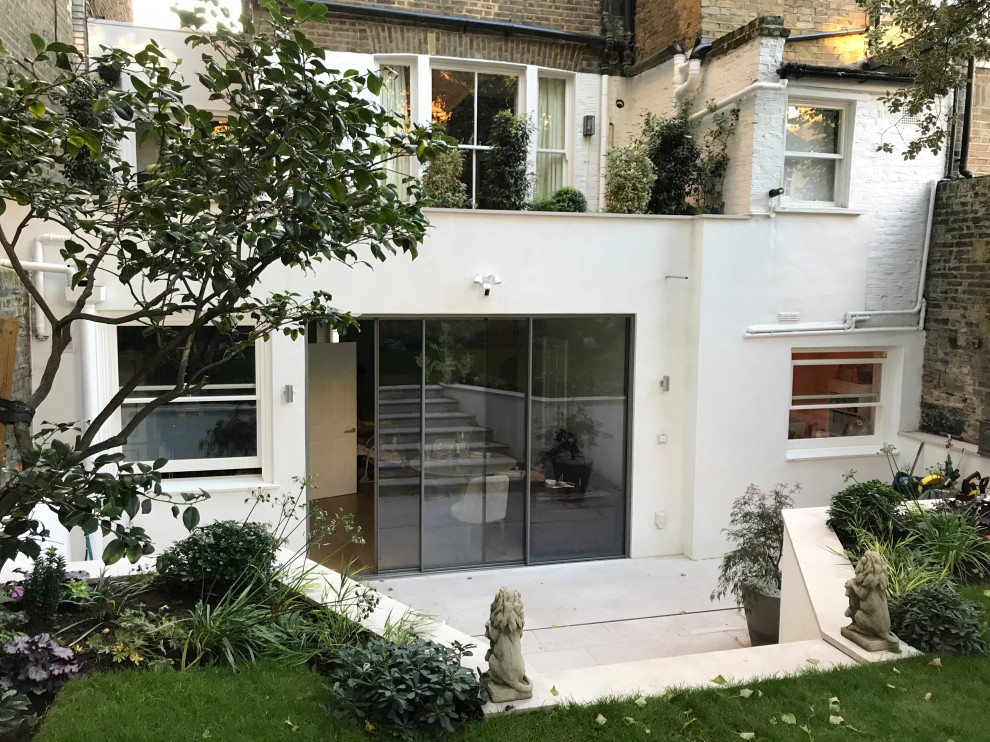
[380,65,412,193]
[536,78,566,198]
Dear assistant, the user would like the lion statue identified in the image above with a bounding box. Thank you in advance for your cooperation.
[483,586,533,702]
[841,550,900,653]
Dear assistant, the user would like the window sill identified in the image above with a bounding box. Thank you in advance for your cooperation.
[786,444,884,461]
[774,206,863,215]
[900,430,990,462]
[157,476,278,494]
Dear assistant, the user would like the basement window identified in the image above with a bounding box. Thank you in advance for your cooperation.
[788,350,887,443]
[782,101,851,207]
[117,326,260,477]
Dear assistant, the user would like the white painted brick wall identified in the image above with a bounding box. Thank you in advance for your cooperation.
[573,72,603,211]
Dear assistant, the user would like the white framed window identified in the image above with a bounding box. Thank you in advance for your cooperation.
[430,67,521,205]
[116,326,261,476]
[788,350,887,447]
[782,101,852,207]
[536,76,567,198]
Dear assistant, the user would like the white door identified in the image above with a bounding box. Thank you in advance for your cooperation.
[307,343,357,499]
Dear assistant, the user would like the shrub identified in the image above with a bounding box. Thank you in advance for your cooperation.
[827,479,904,548]
[156,520,281,592]
[604,144,656,214]
[642,111,699,215]
[712,483,797,604]
[889,582,987,655]
[903,508,990,582]
[0,687,30,735]
[529,186,587,213]
[479,111,531,210]
[0,634,80,696]
[847,528,949,597]
[421,147,470,208]
[21,549,66,630]
[693,106,739,214]
[324,637,486,739]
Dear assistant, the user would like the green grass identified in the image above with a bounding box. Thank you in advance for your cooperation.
[959,582,990,642]
[39,653,990,742]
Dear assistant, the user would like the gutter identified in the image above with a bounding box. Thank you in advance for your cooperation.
[778,63,913,85]
[786,27,868,43]
[745,179,941,337]
[310,1,606,49]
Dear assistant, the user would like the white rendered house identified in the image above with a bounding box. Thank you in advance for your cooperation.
[3,13,946,571]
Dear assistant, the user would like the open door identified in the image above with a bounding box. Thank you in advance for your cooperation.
[307,343,357,499]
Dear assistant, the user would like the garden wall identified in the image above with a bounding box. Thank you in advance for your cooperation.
[920,175,990,443]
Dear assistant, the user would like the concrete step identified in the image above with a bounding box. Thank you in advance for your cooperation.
[379,384,445,401]
[379,398,461,414]
[379,412,478,427]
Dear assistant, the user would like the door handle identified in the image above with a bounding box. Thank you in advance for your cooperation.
[344,427,356,433]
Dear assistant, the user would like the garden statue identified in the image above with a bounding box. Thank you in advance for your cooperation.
[841,550,901,653]
[483,586,533,702]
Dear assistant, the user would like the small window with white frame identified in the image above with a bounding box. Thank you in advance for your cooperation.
[536,76,567,198]
[117,326,260,476]
[379,64,413,193]
[789,350,886,443]
[783,101,850,206]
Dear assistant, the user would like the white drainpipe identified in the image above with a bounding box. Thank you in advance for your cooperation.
[690,80,789,122]
[0,234,73,340]
[745,179,940,337]
[673,53,702,105]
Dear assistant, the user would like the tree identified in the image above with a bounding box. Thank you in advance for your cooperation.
[0,0,447,566]
[860,0,990,158]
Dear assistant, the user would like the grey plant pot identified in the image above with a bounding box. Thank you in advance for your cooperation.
[742,588,780,646]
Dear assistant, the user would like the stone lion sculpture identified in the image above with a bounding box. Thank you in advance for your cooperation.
[841,550,900,653]
[483,586,533,702]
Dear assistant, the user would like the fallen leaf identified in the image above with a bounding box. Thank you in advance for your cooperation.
[924,692,932,702]
[758,690,764,697]
[739,734,755,740]
[595,714,607,726]
[738,688,754,698]
[887,684,897,689]
[624,717,635,725]
[983,590,990,597]
[711,674,727,685]
[892,666,901,674]
[202,733,211,740]
[634,696,647,707]
[387,587,393,591]
[365,720,375,731]
[679,610,686,614]
[550,685,559,697]
[378,578,384,582]
[467,577,472,580]
[683,718,697,729]
[806,658,820,666]
[781,713,796,725]
[930,657,942,670]
[284,719,298,733]
[829,715,844,725]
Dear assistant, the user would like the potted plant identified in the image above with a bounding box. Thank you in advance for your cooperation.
[710,483,797,646]
[539,410,608,493]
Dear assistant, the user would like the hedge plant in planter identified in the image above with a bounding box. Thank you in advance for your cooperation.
[827,479,905,549]
[711,483,797,646]
[528,186,587,213]
[479,111,531,210]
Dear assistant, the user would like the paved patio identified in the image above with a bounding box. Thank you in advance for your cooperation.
[377,555,749,673]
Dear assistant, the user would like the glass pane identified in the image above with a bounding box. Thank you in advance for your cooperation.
[793,351,887,361]
[377,320,423,571]
[537,78,566,151]
[791,361,882,405]
[536,152,565,199]
[432,69,475,144]
[121,401,257,461]
[788,406,877,440]
[477,73,519,145]
[530,318,630,562]
[118,327,255,397]
[784,156,836,202]
[380,65,412,194]
[421,320,527,569]
[786,106,840,153]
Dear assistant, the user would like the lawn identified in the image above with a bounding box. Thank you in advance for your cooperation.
[39,652,990,741]
[959,583,990,642]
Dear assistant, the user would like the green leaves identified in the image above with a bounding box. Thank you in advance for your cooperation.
[182,506,201,532]
[29,33,45,54]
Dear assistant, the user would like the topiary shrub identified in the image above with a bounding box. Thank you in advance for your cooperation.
[479,111,531,210]
[528,186,587,213]
[421,147,470,208]
[156,520,281,592]
[605,144,656,214]
[642,111,699,215]
[324,637,486,739]
[888,582,988,655]
[20,549,65,630]
[827,479,904,549]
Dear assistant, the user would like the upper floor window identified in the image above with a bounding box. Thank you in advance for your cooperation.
[788,350,886,443]
[783,102,849,206]
[380,64,413,192]
[117,326,259,477]
[431,69,520,205]
[536,77,567,198]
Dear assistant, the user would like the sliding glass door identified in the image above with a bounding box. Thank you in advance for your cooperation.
[374,317,630,572]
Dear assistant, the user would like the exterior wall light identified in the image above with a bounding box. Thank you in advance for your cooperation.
[473,273,502,296]
[583,115,596,137]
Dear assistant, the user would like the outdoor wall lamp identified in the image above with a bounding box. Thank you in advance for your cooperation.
[473,273,502,296]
